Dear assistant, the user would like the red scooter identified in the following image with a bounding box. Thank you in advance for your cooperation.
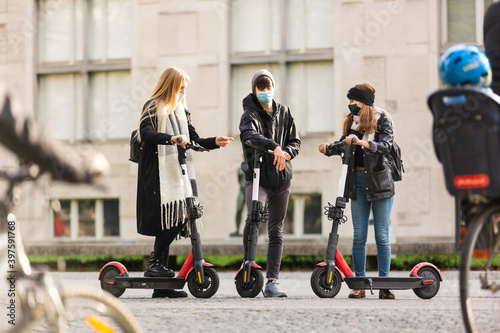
[311,138,442,299]
[99,142,219,298]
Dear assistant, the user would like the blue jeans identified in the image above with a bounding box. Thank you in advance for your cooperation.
[350,171,394,277]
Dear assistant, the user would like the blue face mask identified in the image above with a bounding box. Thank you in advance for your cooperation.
[256,91,274,104]
[177,93,184,103]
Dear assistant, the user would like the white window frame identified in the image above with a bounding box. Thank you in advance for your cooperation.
[49,198,119,240]
[230,0,334,137]
[284,193,323,238]
[36,0,131,143]
[441,0,498,46]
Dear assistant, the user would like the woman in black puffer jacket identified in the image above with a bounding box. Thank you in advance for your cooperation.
[318,83,396,300]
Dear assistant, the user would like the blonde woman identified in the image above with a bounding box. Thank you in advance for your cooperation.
[136,67,233,298]
[318,83,395,299]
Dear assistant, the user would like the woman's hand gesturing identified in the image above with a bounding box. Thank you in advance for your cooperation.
[215,136,234,147]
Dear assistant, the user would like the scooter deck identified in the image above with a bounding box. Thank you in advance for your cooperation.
[344,276,428,290]
[115,275,186,289]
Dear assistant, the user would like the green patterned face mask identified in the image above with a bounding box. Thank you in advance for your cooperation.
[348,103,361,115]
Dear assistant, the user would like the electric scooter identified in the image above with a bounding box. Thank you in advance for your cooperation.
[311,138,443,299]
[99,141,220,298]
[234,140,271,298]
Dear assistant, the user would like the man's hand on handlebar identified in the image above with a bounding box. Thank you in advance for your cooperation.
[273,146,290,171]
[172,135,188,149]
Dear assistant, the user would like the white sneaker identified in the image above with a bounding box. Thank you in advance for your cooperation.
[264,280,287,297]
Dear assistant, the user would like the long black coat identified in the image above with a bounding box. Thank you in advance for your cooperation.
[136,102,218,236]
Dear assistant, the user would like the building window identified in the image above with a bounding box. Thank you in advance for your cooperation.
[284,193,322,236]
[230,0,334,136]
[37,0,132,142]
[444,0,495,44]
[52,199,120,239]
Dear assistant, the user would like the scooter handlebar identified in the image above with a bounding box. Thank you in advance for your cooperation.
[244,140,274,155]
[186,141,210,152]
[325,137,357,156]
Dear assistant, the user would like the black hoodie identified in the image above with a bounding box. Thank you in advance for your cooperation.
[484,2,500,95]
[239,93,301,192]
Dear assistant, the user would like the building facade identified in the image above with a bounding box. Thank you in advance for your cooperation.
[0,0,495,246]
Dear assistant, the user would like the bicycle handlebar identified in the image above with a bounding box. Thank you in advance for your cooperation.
[0,87,109,184]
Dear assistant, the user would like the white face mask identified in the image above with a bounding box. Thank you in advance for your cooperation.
[177,93,184,103]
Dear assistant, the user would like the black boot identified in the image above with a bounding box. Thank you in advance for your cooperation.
[152,289,188,298]
[144,252,175,277]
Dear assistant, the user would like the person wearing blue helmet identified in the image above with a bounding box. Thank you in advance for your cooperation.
[438,44,500,106]
[438,44,492,89]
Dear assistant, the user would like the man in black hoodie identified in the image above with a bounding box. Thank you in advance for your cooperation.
[239,69,301,297]
[484,1,500,95]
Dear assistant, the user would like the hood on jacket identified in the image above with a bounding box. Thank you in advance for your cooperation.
[242,93,272,114]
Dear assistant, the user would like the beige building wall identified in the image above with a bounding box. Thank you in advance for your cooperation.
[0,0,462,246]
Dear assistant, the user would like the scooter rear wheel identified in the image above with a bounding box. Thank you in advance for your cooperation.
[412,266,440,299]
[100,266,127,298]
[187,266,220,298]
[310,266,342,298]
[235,268,264,298]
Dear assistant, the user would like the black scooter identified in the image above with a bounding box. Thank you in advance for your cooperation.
[234,140,272,298]
[310,138,443,299]
[99,141,220,298]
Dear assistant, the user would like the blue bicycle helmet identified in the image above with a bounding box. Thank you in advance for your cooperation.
[439,44,492,87]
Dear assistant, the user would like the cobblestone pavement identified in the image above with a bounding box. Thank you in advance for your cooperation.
[2,270,497,332]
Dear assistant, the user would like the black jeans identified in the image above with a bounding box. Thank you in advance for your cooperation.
[153,223,184,267]
[243,181,290,279]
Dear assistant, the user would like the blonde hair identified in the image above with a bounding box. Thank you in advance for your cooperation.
[137,67,190,140]
[343,83,378,136]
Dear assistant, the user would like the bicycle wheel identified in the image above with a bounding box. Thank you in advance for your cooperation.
[21,288,143,333]
[460,203,500,333]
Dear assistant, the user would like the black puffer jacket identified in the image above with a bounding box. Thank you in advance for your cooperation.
[330,116,395,202]
[239,94,301,192]
[484,2,500,95]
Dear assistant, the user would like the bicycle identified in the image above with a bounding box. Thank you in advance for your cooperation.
[0,86,143,332]
[428,88,500,333]
[457,200,500,333]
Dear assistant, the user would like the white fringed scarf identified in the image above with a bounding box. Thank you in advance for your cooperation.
[157,103,198,237]
[351,106,394,141]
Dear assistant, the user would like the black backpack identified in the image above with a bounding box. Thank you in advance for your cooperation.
[377,116,404,182]
[130,109,154,163]
[386,140,404,182]
[129,129,142,163]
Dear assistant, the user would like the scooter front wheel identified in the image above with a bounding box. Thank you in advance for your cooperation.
[235,268,264,298]
[412,266,440,299]
[187,266,220,298]
[100,266,127,298]
[310,266,342,298]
